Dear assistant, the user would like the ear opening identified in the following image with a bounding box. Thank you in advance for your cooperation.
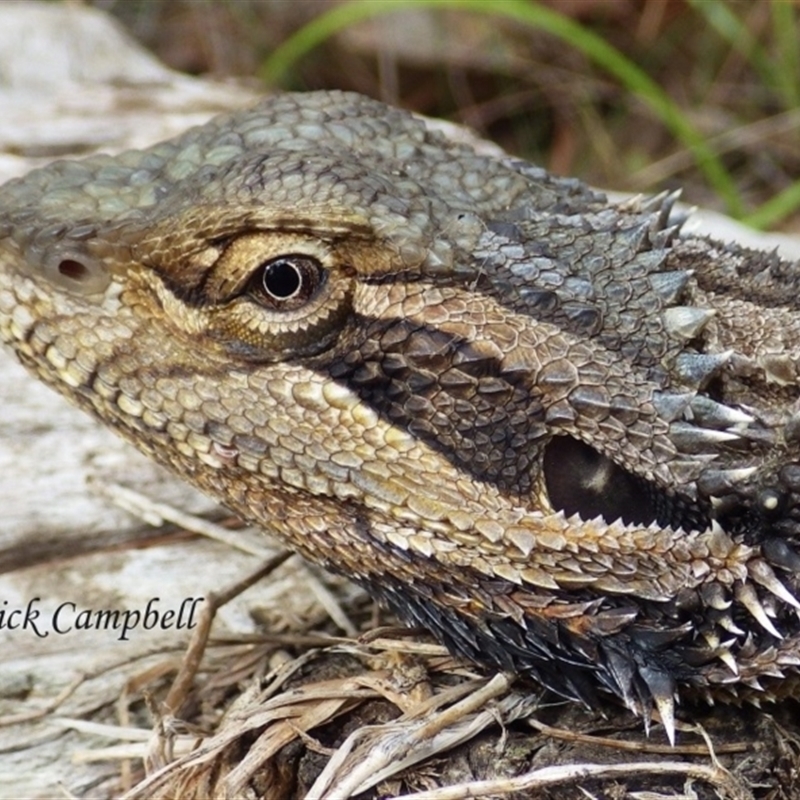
[543,436,659,526]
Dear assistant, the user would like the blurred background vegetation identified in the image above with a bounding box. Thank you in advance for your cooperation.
[90,0,799,231]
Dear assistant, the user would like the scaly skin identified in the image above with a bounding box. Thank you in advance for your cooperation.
[3,91,800,741]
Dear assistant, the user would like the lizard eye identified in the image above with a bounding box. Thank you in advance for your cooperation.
[188,233,355,361]
[250,255,324,310]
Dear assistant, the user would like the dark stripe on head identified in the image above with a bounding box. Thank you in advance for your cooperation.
[320,313,708,532]
[325,315,544,497]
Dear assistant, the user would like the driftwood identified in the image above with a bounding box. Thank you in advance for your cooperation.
[2,4,800,798]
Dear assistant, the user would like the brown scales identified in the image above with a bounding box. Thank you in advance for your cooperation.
[2,90,800,744]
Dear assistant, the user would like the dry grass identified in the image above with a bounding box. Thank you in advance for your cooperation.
[38,539,796,799]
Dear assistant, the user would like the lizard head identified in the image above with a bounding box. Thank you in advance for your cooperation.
[2,91,800,740]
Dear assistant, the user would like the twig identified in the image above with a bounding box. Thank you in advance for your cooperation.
[162,552,292,715]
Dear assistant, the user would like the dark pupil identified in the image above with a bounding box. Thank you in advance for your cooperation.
[262,259,301,299]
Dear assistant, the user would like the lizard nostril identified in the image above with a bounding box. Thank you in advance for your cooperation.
[40,249,111,296]
[58,259,91,281]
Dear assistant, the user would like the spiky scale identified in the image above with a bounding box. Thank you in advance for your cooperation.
[717,615,746,636]
[715,644,739,676]
[697,467,758,498]
[734,584,783,639]
[763,538,800,572]
[674,351,733,389]
[638,666,677,746]
[670,422,741,453]
[748,559,800,609]
[688,395,754,430]
[699,582,732,611]
[663,306,715,341]
[648,270,693,304]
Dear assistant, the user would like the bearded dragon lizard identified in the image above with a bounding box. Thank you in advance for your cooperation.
[2,91,800,743]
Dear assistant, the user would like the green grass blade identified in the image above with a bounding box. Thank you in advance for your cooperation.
[742,181,800,230]
[771,0,800,108]
[688,0,799,109]
[260,0,743,216]
[261,0,407,86]
[686,0,774,90]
